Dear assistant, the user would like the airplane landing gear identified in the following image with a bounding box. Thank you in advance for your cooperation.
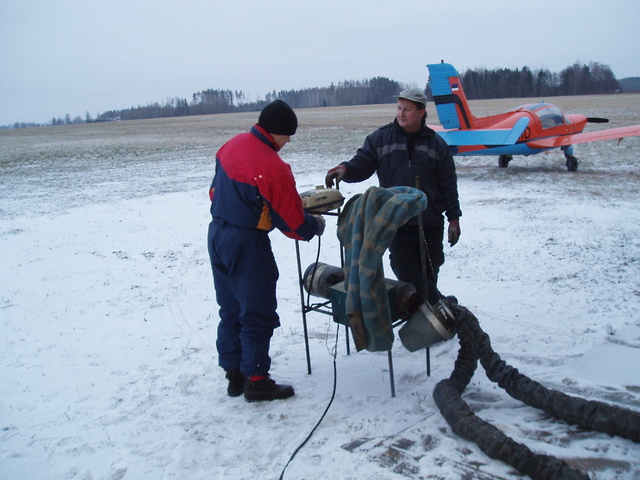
[562,146,578,171]
[565,154,578,171]
[498,155,512,168]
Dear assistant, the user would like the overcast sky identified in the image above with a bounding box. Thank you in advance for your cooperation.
[1,0,639,125]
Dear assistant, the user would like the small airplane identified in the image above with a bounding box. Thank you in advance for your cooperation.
[427,62,640,171]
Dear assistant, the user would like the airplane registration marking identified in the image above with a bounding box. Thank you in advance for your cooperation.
[518,127,531,142]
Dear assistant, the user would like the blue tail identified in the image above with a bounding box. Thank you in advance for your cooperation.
[427,62,477,130]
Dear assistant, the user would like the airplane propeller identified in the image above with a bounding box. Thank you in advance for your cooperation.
[586,117,609,123]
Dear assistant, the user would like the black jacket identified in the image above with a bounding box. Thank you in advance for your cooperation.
[341,119,461,226]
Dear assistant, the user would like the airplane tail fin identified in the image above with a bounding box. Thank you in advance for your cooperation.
[427,62,478,130]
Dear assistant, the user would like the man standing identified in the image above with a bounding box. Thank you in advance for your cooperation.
[325,88,461,305]
[208,100,325,401]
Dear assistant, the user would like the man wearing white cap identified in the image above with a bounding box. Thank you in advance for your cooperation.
[325,88,461,305]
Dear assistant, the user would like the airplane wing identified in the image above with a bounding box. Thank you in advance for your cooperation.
[527,125,640,148]
[433,117,530,146]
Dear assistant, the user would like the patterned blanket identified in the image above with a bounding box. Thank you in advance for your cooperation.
[337,186,427,351]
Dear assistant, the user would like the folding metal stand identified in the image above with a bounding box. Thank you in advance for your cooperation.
[295,236,430,398]
[294,186,434,398]
[294,209,344,376]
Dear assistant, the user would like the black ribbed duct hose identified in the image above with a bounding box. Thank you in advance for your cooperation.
[433,304,640,480]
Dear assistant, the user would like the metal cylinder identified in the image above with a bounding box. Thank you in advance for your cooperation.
[303,263,421,320]
[385,279,421,319]
[398,299,456,352]
[303,262,345,299]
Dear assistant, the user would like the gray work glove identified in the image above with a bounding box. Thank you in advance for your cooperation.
[325,165,346,188]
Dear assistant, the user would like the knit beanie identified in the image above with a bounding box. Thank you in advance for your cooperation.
[258,100,298,135]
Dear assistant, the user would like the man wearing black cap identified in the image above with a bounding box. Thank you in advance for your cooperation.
[208,99,325,401]
[325,88,461,306]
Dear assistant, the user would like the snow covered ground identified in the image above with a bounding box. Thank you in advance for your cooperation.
[1,98,640,479]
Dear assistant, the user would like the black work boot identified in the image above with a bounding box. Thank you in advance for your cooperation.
[225,369,245,397]
[244,375,295,402]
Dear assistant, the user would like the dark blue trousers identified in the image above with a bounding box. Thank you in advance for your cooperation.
[389,223,445,305]
[208,221,280,377]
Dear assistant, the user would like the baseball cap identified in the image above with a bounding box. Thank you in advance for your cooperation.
[394,88,427,107]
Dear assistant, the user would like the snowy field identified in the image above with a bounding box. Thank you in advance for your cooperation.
[1,96,640,479]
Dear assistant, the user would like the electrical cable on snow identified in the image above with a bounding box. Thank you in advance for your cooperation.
[279,235,340,480]
[278,323,339,480]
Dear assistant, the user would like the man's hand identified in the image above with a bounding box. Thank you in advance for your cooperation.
[325,165,346,188]
[448,220,461,246]
[315,215,326,236]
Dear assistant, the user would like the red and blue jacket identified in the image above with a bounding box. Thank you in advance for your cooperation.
[209,124,318,241]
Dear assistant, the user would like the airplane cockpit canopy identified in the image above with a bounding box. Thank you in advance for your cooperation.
[532,104,566,128]
[511,103,566,128]
[535,106,566,128]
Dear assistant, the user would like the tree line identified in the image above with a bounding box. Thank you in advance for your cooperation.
[6,61,638,129]
[428,61,622,100]
[90,62,627,123]
[93,76,404,122]
[86,62,636,123]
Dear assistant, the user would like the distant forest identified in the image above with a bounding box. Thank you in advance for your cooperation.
[434,62,623,99]
[8,61,640,128]
[91,76,405,123]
